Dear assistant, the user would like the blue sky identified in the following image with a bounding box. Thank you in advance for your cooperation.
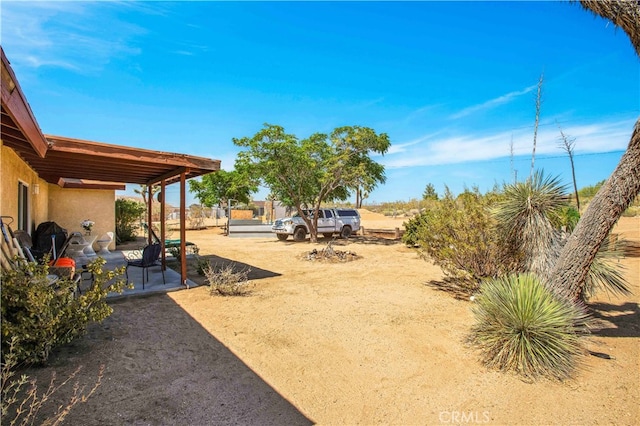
[2,1,638,206]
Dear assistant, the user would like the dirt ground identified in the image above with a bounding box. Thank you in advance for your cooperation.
[25,211,639,425]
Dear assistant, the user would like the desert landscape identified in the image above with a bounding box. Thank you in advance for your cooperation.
[25,210,639,425]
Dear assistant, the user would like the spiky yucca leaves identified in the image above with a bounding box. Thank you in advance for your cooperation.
[471,273,589,380]
[582,235,632,300]
[495,171,569,277]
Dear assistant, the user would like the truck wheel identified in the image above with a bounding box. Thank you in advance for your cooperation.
[293,227,307,242]
[276,234,288,241]
[340,226,352,239]
[323,233,333,238]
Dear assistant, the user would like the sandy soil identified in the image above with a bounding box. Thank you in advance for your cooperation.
[25,211,639,425]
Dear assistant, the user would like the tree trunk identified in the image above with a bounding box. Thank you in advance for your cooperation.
[549,119,640,300]
[577,1,640,57]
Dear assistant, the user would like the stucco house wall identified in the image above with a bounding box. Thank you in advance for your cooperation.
[1,141,116,250]
[0,141,50,232]
[48,186,115,250]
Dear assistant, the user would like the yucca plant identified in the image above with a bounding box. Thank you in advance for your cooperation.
[471,273,590,380]
[582,236,631,300]
[494,170,569,277]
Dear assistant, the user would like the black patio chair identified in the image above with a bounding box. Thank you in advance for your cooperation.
[125,243,165,289]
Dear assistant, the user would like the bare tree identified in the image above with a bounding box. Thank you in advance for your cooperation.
[550,0,640,300]
[558,126,580,211]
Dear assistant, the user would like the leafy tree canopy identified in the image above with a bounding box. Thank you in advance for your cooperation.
[233,123,390,241]
[189,169,256,208]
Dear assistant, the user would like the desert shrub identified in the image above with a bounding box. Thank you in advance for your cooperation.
[194,255,210,276]
[402,210,431,247]
[471,273,589,380]
[557,206,580,232]
[115,198,145,244]
[1,337,103,425]
[1,258,128,364]
[405,188,513,292]
[204,264,253,296]
[167,246,181,265]
[578,180,605,198]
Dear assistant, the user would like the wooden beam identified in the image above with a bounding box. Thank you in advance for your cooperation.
[57,178,126,190]
[180,172,187,286]
[147,167,188,186]
[1,48,48,158]
[46,135,220,170]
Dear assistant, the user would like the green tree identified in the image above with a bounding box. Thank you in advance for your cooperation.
[189,169,256,208]
[422,183,439,200]
[115,198,145,244]
[234,124,390,242]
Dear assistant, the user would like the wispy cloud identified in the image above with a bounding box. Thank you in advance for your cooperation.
[386,131,442,155]
[2,1,146,74]
[449,84,537,120]
[383,117,636,169]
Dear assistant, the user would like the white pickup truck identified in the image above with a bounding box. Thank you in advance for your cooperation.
[272,208,361,241]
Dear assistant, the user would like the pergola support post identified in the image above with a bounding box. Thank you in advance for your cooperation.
[160,180,166,271]
[180,172,187,286]
[147,185,153,246]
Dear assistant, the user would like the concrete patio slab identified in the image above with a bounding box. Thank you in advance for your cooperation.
[72,250,198,299]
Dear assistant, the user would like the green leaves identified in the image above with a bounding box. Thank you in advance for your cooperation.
[189,169,256,207]
[1,257,128,365]
[233,123,390,241]
[471,273,589,380]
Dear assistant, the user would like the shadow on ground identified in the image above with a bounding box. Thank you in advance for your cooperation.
[24,294,312,426]
[425,278,475,301]
[179,253,282,282]
[589,301,640,338]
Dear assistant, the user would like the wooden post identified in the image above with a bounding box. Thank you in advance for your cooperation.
[147,185,153,246]
[394,227,400,239]
[180,172,187,286]
[160,180,166,271]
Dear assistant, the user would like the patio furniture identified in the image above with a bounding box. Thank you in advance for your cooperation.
[125,243,165,289]
[95,231,114,255]
[143,223,199,255]
[82,234,98,257]
[5,221,81,297]
[66,233,91,259]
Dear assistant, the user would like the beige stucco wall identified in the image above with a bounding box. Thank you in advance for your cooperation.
[0,142,50,232]
[48,186,116,251]
[1,142,116,250]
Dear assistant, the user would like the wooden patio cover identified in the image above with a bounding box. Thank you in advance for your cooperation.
[1,47,220,285]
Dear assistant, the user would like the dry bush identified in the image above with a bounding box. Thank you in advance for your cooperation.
[302,241,361,263]
[204,264,253,296]
[1,338,103,426]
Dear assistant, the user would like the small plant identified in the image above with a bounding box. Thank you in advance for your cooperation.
[470,273,589,380]
[1,337,103,426]
[1,257,128,364]
[167,246,181,265]
[204,264,253,296]
[194,255,210,276]
[80,219,95,234]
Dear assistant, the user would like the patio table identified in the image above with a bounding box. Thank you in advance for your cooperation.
[82,235,98,256]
